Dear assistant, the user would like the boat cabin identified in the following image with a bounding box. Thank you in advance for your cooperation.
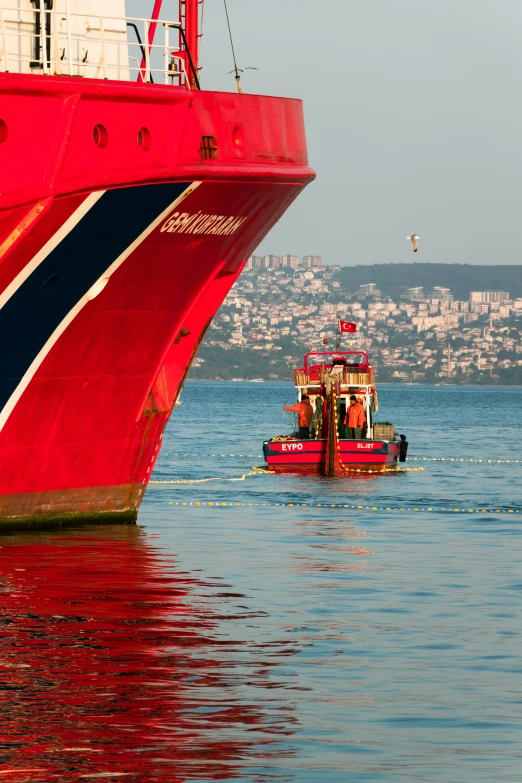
[293,350,377,438]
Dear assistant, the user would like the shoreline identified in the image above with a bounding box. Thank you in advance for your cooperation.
[186,379,522,388]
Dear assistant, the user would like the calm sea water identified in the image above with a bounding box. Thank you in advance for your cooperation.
[1,383,521,782]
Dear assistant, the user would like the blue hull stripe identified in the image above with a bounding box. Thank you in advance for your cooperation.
[0,182,191,414]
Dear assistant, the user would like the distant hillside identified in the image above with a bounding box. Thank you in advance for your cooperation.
[336,264,522,301]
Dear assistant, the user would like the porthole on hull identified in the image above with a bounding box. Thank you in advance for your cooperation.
[93,124,108,148]
[138,127,152,151]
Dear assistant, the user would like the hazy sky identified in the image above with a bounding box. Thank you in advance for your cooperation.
[131,1,522,266]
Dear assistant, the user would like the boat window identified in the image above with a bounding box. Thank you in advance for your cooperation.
[31,0,53,70]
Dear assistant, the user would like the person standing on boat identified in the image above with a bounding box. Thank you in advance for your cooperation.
[344,395,366,439]
[284,395,313,439]
[311,395,324,439]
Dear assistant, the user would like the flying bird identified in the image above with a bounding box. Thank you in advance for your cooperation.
[407,234,420,253]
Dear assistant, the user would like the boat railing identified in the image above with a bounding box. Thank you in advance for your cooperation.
[294,366,375,386]
[303,350,369,369]
[0,6,191,86]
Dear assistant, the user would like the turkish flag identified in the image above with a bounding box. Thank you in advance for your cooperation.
[339,320,357,333]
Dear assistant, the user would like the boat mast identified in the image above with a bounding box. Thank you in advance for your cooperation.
[180,0,200,88]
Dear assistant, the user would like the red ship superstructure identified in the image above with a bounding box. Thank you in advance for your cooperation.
[0,0,314,528]
[263,349,408,475]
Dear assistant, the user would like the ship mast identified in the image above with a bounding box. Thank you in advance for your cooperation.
[180,0,200,87]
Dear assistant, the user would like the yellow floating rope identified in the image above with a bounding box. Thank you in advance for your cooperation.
[163,453,264,458]
[150,466,272,485]
[407,457,520,464]
[156,499,520,514]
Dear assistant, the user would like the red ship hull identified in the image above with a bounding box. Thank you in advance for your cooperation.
[0,73,313,527]
[264,439,401,474]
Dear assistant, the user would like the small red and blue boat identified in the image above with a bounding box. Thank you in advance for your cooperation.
[263,349,408,475]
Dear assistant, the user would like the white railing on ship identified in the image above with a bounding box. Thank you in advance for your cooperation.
[0,5,190,86]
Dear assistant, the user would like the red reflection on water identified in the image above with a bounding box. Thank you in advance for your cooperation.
[0,526,296,781]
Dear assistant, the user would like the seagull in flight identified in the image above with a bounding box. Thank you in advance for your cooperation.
[407,234,420,253]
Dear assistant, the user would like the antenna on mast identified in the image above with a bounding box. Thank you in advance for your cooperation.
[223,0,256,92]
[223,0,241,92]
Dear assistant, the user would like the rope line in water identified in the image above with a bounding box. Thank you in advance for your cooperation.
[150,466,425,484]
[163,453,263,458]
[162,453,520,464]
[408,457,520,463]
[154,499,521,514]
[149,467,266,485]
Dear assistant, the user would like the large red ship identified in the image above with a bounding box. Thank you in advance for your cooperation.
[0,0,314,528]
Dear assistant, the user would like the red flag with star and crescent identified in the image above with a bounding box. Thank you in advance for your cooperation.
[339,320,357,333]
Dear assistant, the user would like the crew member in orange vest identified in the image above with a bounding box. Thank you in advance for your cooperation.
[284,395,314,439]
[344,395,366,439]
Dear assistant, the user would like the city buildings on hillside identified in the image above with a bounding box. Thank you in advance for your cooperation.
[200,264,522,383]
[302,255,323,268]
[358,283,382,298]
[282,255,300,269]
[246,254,322,270]
[470,291,510,303]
